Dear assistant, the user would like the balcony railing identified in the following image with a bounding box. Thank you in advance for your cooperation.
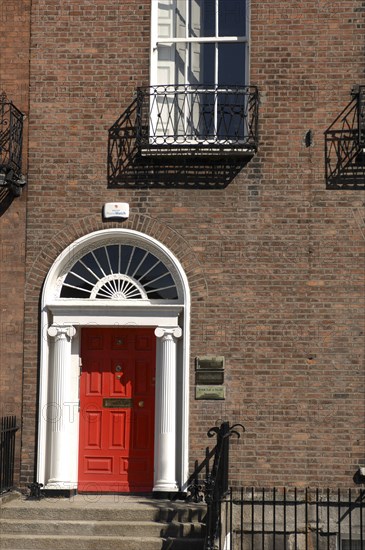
[325,86,365,189]
[108,84,259,187]
[0,93,25,194]
[136,85,259,156]
[358,85,365,146]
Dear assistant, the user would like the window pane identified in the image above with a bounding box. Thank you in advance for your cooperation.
[175,0,187,38]
[157,43,186,85]
[218,43,246,86]
[175,43,187,84]
[158,0,187,39]
[219,0,246,37]
[158,0,174,39]
[188,42,214,86]
[188,0,215,37]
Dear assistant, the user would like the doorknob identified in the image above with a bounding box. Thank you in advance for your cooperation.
[138,401,144,408]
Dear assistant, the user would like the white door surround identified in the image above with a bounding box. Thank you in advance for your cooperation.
[37,229,190,493]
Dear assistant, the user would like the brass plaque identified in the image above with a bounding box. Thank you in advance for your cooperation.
[195,386,225,400]
[103,398,133,408]
[195,370,224,385]
[195,356,225,370]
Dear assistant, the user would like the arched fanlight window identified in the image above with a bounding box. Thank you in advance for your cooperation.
[60,244,178,300]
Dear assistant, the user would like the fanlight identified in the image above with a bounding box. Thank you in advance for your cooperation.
[60,244,178,300]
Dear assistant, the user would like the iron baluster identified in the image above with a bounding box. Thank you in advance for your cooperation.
[0,416,19,493]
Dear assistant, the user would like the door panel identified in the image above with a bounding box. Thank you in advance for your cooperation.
[78,328,156,492]
[109,412,126,448]
[85,411,102,448]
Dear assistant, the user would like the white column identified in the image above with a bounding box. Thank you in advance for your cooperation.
[153,326,182,493]
[46,325,76,489]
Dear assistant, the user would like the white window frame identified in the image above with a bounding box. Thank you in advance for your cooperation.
[150,0,250,86]
[150,0,250,144]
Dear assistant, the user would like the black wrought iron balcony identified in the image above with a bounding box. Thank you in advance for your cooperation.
[325,86,365,190]
[108,85,259,188]
[358,85,365,147]
[136,85,259,157]
[0,92,25,194]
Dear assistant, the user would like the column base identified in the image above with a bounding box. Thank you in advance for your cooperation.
[153,481,179,493]
[43,488,78,498]
[153,490,182,500]
[45,481,78,491]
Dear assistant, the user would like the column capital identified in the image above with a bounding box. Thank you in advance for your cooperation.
[48,325,76,341]
[154,326,182,341]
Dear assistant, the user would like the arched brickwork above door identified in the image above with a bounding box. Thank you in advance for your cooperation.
[26,213,207,305]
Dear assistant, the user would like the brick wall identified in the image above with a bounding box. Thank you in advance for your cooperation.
[20,0,365,488]
[0,0,30,486]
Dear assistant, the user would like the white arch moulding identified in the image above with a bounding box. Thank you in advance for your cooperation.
[37,228,191,494]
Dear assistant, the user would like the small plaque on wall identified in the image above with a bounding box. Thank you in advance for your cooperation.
[103,203,129,220]
[195,370,224,385]
[195,356,225,370]
[195,386,226,400]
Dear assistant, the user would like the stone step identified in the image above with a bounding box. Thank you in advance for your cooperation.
[0,495,206,550]
[163,538,205,549]
[0,518,205,538]
[1,502,206,523]
[0,534,205,550]
[0,534,164,550]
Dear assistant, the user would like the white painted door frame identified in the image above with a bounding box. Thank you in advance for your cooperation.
[36,229,190,493]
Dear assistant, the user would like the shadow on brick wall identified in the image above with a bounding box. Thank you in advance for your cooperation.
[0,188,16,217]
[107,98,254,189]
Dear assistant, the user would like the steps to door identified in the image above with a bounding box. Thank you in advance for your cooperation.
[0,494,206,550]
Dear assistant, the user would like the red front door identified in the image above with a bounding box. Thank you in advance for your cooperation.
[78,328,156,492]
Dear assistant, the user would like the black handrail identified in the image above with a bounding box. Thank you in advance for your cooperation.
[206,423,245,550]
[186,422,245,550]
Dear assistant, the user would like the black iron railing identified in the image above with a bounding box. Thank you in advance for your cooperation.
[217,487,365,550]
[108,86,259,188]
[0,416,19,493]
[136,85,259,154]
[0,93,25,193]
[187,422,245,550]
[325,86,365,189]
[358,86,365,146]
